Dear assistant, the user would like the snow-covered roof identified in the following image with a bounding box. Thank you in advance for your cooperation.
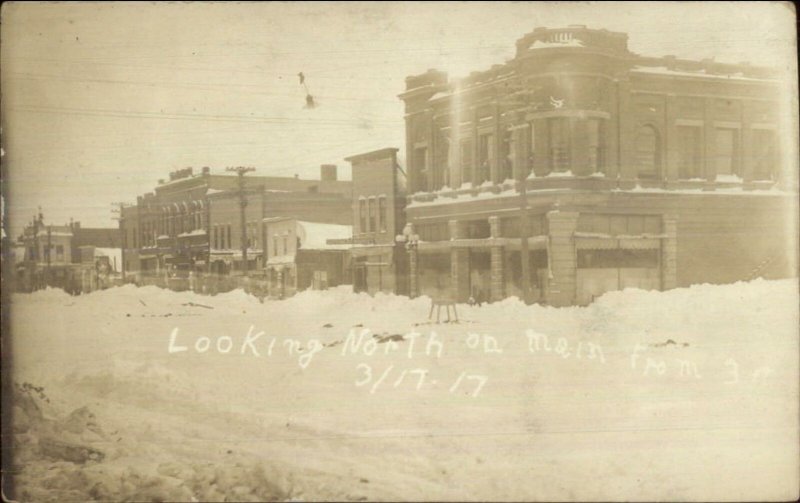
[630,66,776,82]
[530,39,585,49]
[177,229,207,237]
[298,221,352,250]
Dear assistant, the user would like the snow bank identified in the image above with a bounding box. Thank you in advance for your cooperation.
[8,278,799,501]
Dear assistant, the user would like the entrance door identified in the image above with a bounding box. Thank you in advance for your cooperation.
[576,248,661,305]
[468,250,491,304]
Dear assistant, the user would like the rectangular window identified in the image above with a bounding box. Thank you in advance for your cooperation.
[227,225,232,249]
[213,226,218,249]
[587,119,603,173]
[56,245,64,259]
[460,139,473,184]
[752,128,776,180]
[273,236,278,257]
[283,236,288,255]
[133,229,137,249]
[715,127,739,177]
[677,126,703,179]
[378,197,387,232]
[417,222,448,242]
[368,198,376,233]
[548,118,570,173]
[413,147,428,192]
[503,129,515,181]
[359,199,367,234]
[478,134,493,184]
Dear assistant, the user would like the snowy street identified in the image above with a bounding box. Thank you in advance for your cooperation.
[8,280,800,501]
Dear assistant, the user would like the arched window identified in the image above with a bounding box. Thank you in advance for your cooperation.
[635,125,660,179]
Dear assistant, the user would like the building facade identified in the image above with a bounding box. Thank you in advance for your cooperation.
[15,218,121,293]
[120,165,352,279]
[263,217,352,298]
[344,148,409,295]
[399,25,795,306]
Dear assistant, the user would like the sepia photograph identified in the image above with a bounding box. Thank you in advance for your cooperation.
[1,2,798,501]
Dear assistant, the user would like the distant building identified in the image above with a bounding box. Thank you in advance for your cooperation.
[263,217,353,298]
[399,25,795,306]
[120,165,352,278]
[14,219,121,293]
[344,148,409,295]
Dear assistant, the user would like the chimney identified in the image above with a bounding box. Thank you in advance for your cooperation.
[294,174,299,179]
[320,164,337,182]
[202,166,210,175]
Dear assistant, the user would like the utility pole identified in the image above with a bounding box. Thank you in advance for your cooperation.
[33,209,43,290]
[111,202,132,280]
[46,224,52,286]
[226,166,255,275]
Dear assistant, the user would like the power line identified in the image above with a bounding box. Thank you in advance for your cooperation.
[9,105,403,126]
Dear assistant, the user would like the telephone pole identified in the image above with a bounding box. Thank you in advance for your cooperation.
[226,167,256,275]
[111,202,132,280]
[46,224,52,286]
[33,209,43,290]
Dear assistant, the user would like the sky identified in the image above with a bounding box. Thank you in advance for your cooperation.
[1,1,797,237]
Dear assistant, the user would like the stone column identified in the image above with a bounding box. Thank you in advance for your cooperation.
[661,214,678,290]
[488,216,500,239]
[490,245,504,302]
[488,215,504,301]
[451,248,470,302]
[545,210,580,307]
[409,247,419,298]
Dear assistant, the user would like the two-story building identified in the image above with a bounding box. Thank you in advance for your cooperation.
[344,148,409,295]
[262,217,352,298]
[399,25,796,306]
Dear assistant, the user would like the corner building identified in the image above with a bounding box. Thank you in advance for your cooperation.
[399,25,795,306]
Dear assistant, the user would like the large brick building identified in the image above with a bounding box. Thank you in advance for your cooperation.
[399,25,796,306]
[121,165,352,278]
